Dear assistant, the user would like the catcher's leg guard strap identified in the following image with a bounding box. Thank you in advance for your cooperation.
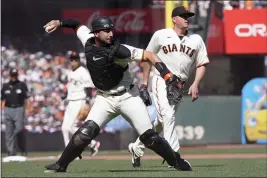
[57,120,100,168]
[139,129,177,166]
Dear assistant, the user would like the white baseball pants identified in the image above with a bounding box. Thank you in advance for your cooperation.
[133,74,181,153]
[85,86,153,135]
[61,99,86,147]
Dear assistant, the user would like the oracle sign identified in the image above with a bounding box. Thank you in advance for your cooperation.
[224,9,267,54]
[235,24,267,37]
[62,8,165,34]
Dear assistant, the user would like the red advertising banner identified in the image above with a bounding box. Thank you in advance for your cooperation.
[224,9,267,54]
[62,8,165,34]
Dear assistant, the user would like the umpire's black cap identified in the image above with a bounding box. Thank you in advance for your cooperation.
[90,16,114,33]
[172,6,195,18]
[69,51,80,60]
[9,68,18,77]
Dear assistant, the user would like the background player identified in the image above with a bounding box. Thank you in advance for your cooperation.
[43,16,189,173]
[129,6,209,169]
[61,51,100,156]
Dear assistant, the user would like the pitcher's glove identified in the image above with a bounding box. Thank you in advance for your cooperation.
[165,74,183,105]
[77,103,90,121]
[139,84,152,106]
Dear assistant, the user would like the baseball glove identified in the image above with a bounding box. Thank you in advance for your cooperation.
[139,84,152,106]
[76,103,91,121]
[165,75,183,105]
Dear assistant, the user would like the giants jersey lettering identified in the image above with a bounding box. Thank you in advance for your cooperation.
[147,28,209,81]
[67,66,94,100]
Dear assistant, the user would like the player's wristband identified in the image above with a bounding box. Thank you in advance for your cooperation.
[163,72,173,81]
[60,19,81,31]
[155,62,172,81]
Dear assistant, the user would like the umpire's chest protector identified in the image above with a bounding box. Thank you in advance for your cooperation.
[85,39,130,91]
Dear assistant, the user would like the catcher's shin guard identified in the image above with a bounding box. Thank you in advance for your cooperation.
[57,120,100,169]
[139,129,177,167]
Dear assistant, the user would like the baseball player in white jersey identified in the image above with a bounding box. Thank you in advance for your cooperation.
[128,6,209,169]
[61,51,100,156]
[43,16,191,173]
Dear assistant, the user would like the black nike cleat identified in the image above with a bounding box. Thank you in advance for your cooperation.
[177,159,192,171]
[162,152,192,171]
[175,152,192,171]
[44,162,66,173]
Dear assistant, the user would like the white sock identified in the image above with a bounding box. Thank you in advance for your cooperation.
[134,137,144,147]
[89,140,97,148]
[132,137,145,157]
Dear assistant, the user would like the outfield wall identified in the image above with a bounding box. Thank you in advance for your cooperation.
[1,96,241,152]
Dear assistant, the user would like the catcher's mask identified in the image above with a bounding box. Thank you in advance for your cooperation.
[90,16,114,33]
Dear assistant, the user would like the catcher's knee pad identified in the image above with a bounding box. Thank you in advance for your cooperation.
[139,129,177,166]
[139,129,158,147]
[72,120,100,146]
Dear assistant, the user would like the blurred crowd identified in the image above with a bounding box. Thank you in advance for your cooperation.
[222,0,267,10]
[1,46,147,133]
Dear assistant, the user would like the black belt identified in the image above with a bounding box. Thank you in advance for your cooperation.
[99,84,134,96]
[5,104,23,108]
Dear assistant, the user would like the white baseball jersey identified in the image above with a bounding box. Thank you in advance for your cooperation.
[67,66,94,100]
[76,25,144,94]
[147,28,209,81]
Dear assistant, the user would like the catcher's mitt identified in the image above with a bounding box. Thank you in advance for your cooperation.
[165,75,183,105]
[76,103,91,121]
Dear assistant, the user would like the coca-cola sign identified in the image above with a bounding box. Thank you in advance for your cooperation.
[62,8,164,34]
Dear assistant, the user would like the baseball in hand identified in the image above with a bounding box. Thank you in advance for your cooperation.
[45,26,53,33]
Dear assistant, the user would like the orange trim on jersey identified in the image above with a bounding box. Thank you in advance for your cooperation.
[164,72,173,81]
[155,77,163,119]
[196,62,209,68]
[75,25,83,32]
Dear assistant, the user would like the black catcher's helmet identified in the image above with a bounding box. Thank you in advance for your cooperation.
[90,16,114,33]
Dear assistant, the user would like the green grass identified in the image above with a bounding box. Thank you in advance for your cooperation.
[2,147,267,177]
[2,146,266,157]
[2,159,267,177]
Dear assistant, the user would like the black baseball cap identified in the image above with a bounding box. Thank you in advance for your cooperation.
[172,6,195,18]
[69,51,80,60]
[9,68,18,76]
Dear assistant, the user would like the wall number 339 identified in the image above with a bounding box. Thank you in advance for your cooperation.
[175,125,205,140]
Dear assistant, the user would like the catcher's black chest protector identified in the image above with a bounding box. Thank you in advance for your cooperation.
[84,39,130,91]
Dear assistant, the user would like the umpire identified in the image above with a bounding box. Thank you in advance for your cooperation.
[1,68,29,156]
